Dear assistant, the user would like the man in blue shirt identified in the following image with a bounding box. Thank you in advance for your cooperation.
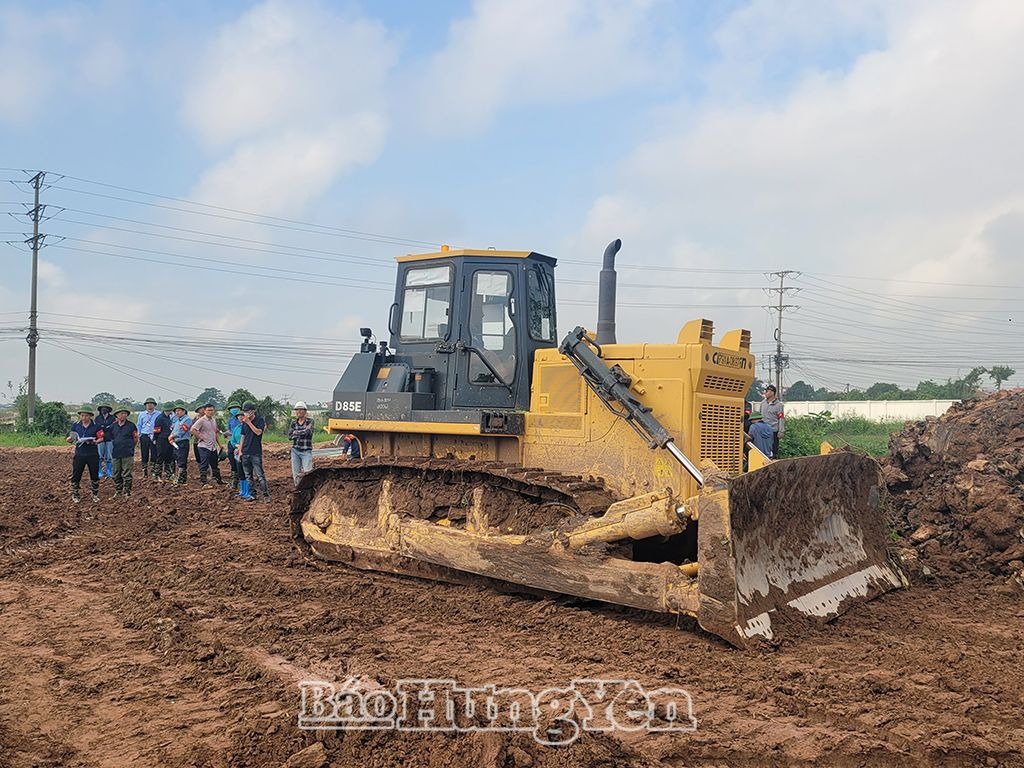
[170,403,193,485]
[66,406,103,503]
[238,401,269,503]
[107,407,138,498]
[746,412,776,459]
[136,397,159,478]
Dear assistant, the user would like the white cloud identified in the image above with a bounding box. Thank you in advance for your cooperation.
[182,0,396,150]
[412,0,677,136]
[0,5,128,124]
[181,0,398,215]
[576,0,1024,300]
[190,115,387,215]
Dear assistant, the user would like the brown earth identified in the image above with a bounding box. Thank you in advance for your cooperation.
[1,446,1023,767]
[883,389,1024,583]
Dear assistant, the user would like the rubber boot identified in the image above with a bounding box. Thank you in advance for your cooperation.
[106,460,113,478]
[124,475,132,498]
[177,468,187,485]
[238,478,252,500]
[71,481,81,504]
[230,471,239,493]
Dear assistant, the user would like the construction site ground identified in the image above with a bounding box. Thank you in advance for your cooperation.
[1,446,1022,768]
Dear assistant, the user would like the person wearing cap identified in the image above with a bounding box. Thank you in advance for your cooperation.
[237,401,269,502]
[66,406,103,503]
[745,412,775,459]
[759,384,785,458]
[224,401,243,492]
[106,407,138,498]
[170,403,193,485]
[152,402,174,482]
[94,404,116,479]
[137,397,159,478]
[287,401,315,486]
[190,402,224,487]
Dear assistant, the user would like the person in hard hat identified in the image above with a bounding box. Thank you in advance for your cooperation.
[94,403,116,479]
[190,402,224,487]
[107,407,138,498]
[170,403,193,485]
[746,412,775,458]
[152,402,174,482]
[137,397,159,478]
[287,401,315,486]
[224,401,243,493]
[237,401,269,503]
[66,406,103,503]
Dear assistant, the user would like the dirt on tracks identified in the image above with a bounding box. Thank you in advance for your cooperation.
[1,447,1022,767]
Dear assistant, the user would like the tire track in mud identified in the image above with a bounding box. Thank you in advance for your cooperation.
[1,448,1023,767]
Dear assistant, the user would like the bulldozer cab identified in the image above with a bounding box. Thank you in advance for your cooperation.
[388,250,557,411]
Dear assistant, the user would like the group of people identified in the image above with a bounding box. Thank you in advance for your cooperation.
[744,384,785,459]
[66,399,323,504]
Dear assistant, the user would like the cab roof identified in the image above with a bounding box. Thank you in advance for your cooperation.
[395,248,556,266]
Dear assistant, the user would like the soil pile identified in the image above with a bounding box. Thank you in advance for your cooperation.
[882,390,1024,580]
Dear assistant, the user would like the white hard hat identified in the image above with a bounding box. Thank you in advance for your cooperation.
[294,400,308,410]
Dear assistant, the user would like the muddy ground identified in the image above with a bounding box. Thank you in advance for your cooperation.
[1,447,1022,767]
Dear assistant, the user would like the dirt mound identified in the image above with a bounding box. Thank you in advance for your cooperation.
[882,390,1024,581]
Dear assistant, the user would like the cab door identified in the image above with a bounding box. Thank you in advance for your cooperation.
[452,265,518,409]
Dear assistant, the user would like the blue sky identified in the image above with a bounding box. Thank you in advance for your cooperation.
[2,0,1023,403]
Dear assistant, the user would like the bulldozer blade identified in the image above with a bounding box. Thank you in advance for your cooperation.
[696,451,907,646]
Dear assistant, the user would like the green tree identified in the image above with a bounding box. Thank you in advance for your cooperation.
[785,380,819,401]
[226,388,258,408]
[864,382,906,400]
[91,391,118,404]
[746,378,766,403]
[33,401,71,436]
[988,365,1015,390]
[190,387,226,409]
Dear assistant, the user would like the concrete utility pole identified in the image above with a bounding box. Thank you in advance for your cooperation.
[26,171,45,424]
[764,270,800,395]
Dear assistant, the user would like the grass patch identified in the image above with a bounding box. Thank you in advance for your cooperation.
[777,415,899,458]
[0,432,69,448]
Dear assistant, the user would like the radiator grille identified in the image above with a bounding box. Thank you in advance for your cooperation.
[537,365,584,413]
[699,402,743,474]
[703,374,747,393]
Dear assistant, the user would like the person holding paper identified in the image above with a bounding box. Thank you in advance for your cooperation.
[66,406,103,503]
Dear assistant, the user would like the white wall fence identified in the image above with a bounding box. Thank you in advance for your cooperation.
[779,400,958,421]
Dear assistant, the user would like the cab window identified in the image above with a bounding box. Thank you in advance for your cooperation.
[527,264,556,342]
[469,270,515,384]
[401,265,451,341]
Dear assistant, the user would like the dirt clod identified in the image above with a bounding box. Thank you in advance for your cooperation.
[883,389,1024,576]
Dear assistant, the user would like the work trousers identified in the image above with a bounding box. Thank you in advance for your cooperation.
[198,446,222,484]
[240,454,269,499]
[139,434,154,465]
[71,455,100,496]
[112,456,134,494]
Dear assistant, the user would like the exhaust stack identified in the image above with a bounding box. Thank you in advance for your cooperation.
[596,238,621,345]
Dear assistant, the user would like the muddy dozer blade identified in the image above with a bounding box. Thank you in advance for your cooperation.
[697,451,907,645]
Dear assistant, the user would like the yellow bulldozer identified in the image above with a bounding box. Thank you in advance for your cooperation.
[291,240,906,646]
